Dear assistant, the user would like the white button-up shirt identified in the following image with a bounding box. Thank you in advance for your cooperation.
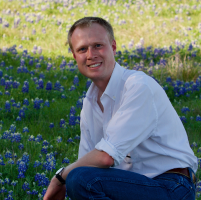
[78,62,198,178]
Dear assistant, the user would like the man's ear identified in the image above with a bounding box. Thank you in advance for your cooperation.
[112,40,117,55]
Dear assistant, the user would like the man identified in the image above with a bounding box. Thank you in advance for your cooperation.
[44,17,198,200]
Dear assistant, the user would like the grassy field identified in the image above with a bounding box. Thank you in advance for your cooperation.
[0,0,201,199]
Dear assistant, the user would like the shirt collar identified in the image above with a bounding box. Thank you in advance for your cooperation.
[86,62,126,101]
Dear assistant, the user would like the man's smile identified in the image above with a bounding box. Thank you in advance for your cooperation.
[87,62,102,68]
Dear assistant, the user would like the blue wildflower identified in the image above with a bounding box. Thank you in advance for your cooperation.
[23,127,29,133]
[22,182,30,190]
[56,136,62,143]
[18,143,24,150]
[5,101,11,112]
[49,123,54,128]
[62,157,70,164]
[46,81,52,90]
[59,119,66,127]
[44,100,50,107]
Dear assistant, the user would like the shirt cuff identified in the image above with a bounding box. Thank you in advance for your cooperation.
[95,138,125,167]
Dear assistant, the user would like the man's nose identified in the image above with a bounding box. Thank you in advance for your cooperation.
[87,47,97,59]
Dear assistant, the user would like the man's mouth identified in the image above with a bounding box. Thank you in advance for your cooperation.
[88,63,102,68]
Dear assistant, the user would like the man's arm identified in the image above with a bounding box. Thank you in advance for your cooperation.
[43,149,114,200]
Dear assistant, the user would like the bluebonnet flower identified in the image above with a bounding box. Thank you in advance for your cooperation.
[67,138,73,143]
[180,116,187,123]
[5,80,11,90]
[47,62,52,71]
[22,182,30,190]
[49,123,54,128]
[5,101,11,112]
[36,63,41,68]
[19,108,25,118]
[28,135,35,141]
[42,188,47,196]
[11,132,21,143]
[10,124,16,133]
[74,135,80,140]
[76,99,83,109]
[190,142,197,148]
[4,178,10,184]
[12,80,20,88]
[70,106,76,115]
[5,150,12,159]
[33,160,41,168]
[196,115,201,121]
[73,75,79,86]
[69,85,76,91]
[41,146,48,154]
[18,143,24,150]
[0,158,5,165]
[1,77,5,86]
[42,140,49,146]
[23,98,29,106]
[18,161,27,173]
[62,157,70,164]
[37,79,44,89]
[34,98,41,109]
[56,136,62,143]
[23,127,29,133]
[36,134,43,142]
[0,91,2,95]
[69,114,76,126]
[35,173,49,187]
[17,171,25,178]
[22,84,29,93]
[29,59,33,66]
[44,100,50,107]
[11,180,18,187]
[0,70,3,77]
[197,147,201,153]
[20,58,25,66]
[22,152,29,163]
[181,107,190,114]
[61,94,66,98]
[46,81,52,90]
[0,187,7,194]
[188,43,193,51]
[31,189,38,195]
[5,90,10,95]
[43,159,56,171]
[54,80,61,91]
[59,119,66,127]
[86,79,91,88]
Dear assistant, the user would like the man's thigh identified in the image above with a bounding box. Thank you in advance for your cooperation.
[66,167,195,200]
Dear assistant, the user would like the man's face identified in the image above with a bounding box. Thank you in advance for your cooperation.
[71,23,116,84]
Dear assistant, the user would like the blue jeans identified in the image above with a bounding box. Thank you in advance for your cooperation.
[66,167,196,200]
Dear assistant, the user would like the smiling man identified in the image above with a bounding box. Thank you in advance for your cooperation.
[43,17,197,200]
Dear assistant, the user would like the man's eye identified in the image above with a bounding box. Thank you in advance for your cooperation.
[79,48,86,52]
[96,44,101,48]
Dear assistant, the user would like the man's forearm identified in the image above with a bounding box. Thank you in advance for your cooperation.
[61,149,114,181]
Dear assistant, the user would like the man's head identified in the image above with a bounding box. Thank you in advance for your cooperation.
[69,17,116,87]
[68,17,115,52]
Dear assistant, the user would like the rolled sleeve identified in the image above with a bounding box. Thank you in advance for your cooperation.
[95,138,125,167]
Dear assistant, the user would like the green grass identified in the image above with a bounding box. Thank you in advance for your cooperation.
[0,0,201,199]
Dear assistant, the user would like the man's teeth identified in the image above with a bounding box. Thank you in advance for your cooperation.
[89,63,101,68]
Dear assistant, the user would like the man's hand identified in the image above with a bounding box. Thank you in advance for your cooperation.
[43,176,66,200]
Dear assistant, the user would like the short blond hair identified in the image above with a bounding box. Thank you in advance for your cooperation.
[68,17,115,51]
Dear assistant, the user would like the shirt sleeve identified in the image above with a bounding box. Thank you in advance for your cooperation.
[95,78,158,167]
[78,109,95,159]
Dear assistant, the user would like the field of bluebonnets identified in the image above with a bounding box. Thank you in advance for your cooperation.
[0,0,201,199]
